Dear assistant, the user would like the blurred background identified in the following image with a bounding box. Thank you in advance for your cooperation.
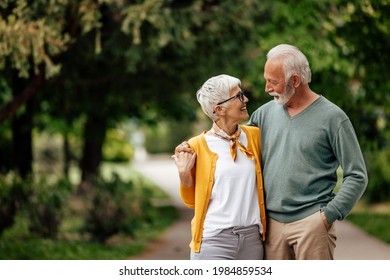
[0,0,389,259]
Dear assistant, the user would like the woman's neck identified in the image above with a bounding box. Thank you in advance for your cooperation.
[213,121,238,136]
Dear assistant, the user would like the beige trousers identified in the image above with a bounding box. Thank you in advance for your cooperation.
[265,211,337,260]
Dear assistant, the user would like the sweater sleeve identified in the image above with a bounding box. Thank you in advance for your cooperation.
[323,120,368,223]
[179,137,198,209]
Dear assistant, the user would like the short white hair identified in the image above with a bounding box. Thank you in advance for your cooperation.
[267,44,312,84]
[196,74,241,121]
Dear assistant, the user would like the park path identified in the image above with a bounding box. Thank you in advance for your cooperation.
[130,154,390,260]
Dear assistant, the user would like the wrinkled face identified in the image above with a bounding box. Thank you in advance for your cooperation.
[217,86,249,123]
[264,58,295,106]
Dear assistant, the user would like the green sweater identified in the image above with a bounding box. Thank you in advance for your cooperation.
[248,96,368,224]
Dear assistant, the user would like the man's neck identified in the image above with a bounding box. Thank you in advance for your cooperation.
[285,88,319,117]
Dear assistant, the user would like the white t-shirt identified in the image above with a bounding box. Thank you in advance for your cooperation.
[202,131,262,237]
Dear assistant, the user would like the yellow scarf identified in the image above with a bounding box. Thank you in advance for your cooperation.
[210,123,254,161]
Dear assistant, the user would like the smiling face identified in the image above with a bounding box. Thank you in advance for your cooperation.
[221,85,249,124]
[264,58,295,106]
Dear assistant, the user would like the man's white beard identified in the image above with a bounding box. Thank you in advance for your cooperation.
[271,84,295,105]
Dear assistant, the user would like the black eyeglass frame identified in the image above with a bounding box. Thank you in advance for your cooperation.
[216,91,246,106]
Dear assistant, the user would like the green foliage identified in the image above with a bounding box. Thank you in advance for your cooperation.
[245,0,390,203]
[321,0,390,159]
[363,150,390,203]
[84,174,136,242]
[0,173,72,239]
[0,122,12,174]
[0,167,179,259]
[0,0,106,78]
[144,119,195,154]
[1,0,389,203]
[102,128,134,162]
[84,173,177,243]
[0,173,31,235]
[26,177,72,239]
[33,132,64,174]
[0,237,144,260]
[0,0,69,78]
[347,212,390,244]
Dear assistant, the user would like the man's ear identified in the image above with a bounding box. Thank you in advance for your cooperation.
[291,74,301,87]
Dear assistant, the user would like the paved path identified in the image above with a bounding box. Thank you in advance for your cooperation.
[131,154,390,260]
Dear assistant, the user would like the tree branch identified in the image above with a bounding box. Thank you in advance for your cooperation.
[0,65,46,123]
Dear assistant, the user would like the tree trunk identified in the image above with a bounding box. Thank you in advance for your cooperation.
[1,67,44,177]
[63,131,71,179]
[9,69,43,179]
[11,96,35,179]
[78,115,107,194]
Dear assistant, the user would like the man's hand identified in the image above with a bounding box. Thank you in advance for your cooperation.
[321,210,331,230]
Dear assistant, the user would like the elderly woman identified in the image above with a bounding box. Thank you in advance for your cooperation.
[172,74,266,260]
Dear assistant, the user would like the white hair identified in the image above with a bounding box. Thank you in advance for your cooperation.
[196,74,241,121]
[267,44,312,84]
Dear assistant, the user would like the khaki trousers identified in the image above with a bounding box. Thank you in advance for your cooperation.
[265,211,337,260]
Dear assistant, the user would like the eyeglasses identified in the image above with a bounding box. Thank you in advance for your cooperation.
[217,91,246,105]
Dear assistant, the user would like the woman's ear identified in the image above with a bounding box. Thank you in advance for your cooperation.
[214,105,226,116]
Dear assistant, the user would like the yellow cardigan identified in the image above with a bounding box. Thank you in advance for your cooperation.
[180,125,266,253]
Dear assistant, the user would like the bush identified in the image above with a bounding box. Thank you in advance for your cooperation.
[0,174,31,236]
[364,150,390,203]
[0,165,179,259]
[103,129,134,162]
[144,119,195,154]
[83,174,164,243]
[26,177,72,239]
[0,174,72,239]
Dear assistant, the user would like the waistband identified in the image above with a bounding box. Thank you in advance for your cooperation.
[221,224,260,235]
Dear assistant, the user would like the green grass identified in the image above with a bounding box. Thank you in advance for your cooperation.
[0,164,179,260]
[0,204,178,260]
[0,238,144,260]
[346,201,390,244]
[336,169,390,245]
[0,203,178,260]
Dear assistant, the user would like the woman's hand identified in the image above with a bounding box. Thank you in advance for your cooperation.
[172,151,196,173]
[174,141,193,155]
[172,151,196,187]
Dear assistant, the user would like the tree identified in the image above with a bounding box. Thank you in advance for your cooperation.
[330,0,390,201]
[0,0,102,178]
[1,0,266,190]
[247,0,390,202]
[2,0,388,201]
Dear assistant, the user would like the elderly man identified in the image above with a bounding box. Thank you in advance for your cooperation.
[176,44,368,260]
